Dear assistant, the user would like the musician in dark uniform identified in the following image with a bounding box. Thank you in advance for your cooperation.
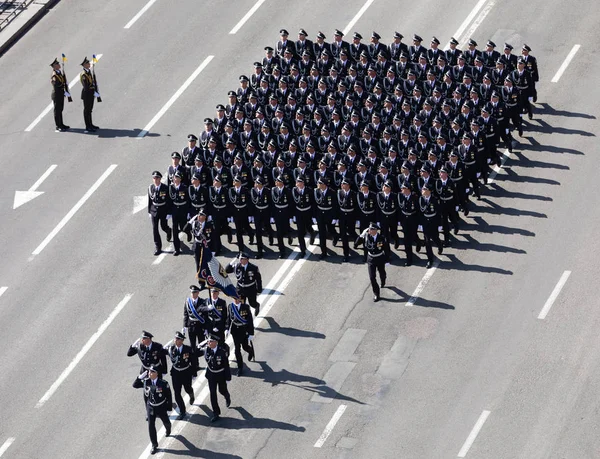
[169,171,189,256]
[201,334,231,423]
[398,183,421,266]
[337,178,357,262]
[79,57,99,132]
[250,176,274,258]
[182,285,208,360]
[419,184,443,268]
[355,223,390,302]
[314,177,339,259]
[148,171,172,256]
[226,295,255,376]
[136,365,172,455]
[202,288,229,342]
[208,176,232,255]
[226,252,263,315]
[291,175,316,257]
[271,176,293,258]
[50,58,70,132]
[164,331,197,420]
[436,167,460,246]
[127,331,168,389]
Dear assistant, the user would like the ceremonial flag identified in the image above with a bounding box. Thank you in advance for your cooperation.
[196,240,239,299]
[61,54,67,63]
[92,54,98,64]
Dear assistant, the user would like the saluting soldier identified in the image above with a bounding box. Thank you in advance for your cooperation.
[337,178,357,262]
[50,58,70,132]
[436,167,460,246]
[398,183,421,266]
[225,252,263,315]
[355,223,390,302]
[202,288,229,342]
[169,171,189,256]
[250,176,274,259]
[148,171,172,256]
[419,184,443,268]
[292,175,316,257]
[164,331,197,420]
[128,331,168,388]
[226,295,255,376]
[182,209,215,272]
[182,285,208,357]
[202,334,232,423]
[79,57,99,132]
[136,365,172,455]
[271,176,293,258]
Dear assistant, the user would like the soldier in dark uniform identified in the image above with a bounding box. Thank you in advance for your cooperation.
[419,184,443,268]
[250,176,274,259]
[271,176,292,258]
[502,76,523,137]
[436,167,460,245]
[356,180,378,236]
[226,252,263,315]
[182,134,201,168]
[79,57,99,132]
[208,176,232,255]
[164,331,197,420]
[187,171,209,217]
[398,183,421,266]
[446,37,462,66]
[136,365,172,455]
[457,133,481,200]
[376,180,399,249]
[182,209,214,272]
[182,285,208,360]
[521,44,539,102]
[202,288,229,343]
[512,58,534,119]
[314,177,338,259]
[228,175,254,253]
[50,58,70,132]
[166,152,187,185]
[446,151,469,216]
[291,175,316,257]
[337,178,357,261]
[169,171,189,256]
[148,171,172,256]
[226,295,255,376]
[202,334,231,422]
[128,331,168,388]
[355,223,390,302]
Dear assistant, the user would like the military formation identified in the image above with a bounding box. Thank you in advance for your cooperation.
[138,28,540,453]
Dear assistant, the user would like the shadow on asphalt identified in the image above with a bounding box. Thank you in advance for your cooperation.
[160,434,242,458]
[468,216,536,237]
[384,286,456,310]
[439,253,513,275]
[509,151,570,170]
[525,136,585,155]
[62,127,161,138]
[255,316,326,339]
[535,103,597,120]
[456,234,527,255]
[483,183,553,202]
[526,118,596,137]
[476,198,548,219]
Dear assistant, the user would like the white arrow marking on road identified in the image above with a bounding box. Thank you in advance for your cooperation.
[133,195,146,214]
[13,165,57,209]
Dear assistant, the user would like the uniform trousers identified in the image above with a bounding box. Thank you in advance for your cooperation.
[368,257,386,297]
[171,370,194,415]
[207,376,230,416]
[146,405,171,447]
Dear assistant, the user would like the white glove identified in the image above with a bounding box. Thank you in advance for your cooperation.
[438,226,443,231]
[148,213,152,219]
[178,231,186,240]
[418,225,423,231]
[332,219,338,225]
[248,216,253,222]
[270,217,275,223]
[138,370,148,379]
[312,218,317,224]
[377,222,381,227]
[528,97,533,102]
[385,262,390,266]
[228,217,233,223]
[167,214,172,220]
[505,128,509,134]
[182,327,187,335]
[133,338,141,347]
[208,215,213,222]
[212,327,219,332]
[248,335,254,342]
[476,173,481,178]
[293,216,296,223]
[250,216,254,223]
[486,158,491,164]
[289,218,294,224]
[206,304,214,310]
[455,205,459,211]
[224,330,230,339]
[360,228,369,237]
[64,91,71,98]
[356,220,360,227]
[465,188,471,193]
[94,91,100,98]
[163,339,174,349]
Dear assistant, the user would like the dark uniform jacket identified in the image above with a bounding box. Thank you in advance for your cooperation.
[143,377,173,412]
[148,183,170,216]
[127,341,168,375]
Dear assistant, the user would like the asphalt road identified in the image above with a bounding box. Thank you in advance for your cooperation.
[0,0,598,458]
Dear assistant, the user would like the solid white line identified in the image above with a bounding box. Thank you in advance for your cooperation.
[487,148,511,184]
[31,165,117,256]
[0,438,15,457]
[152,244,173,265]
[29,165,57,191]
[0,287,7,299]
[229,0,266,34]
[36,294,133,408]
[342,0,375,36]
[124,0,158,29]
[140,243,317,459]
[551,45,581,83]
[538,271,571,320]
[444,0,488,49]
[406,260,439,307]
[460,0,495,43]
[458,410,491,457]
[138,56,214,138]
[314,404,347,447]
[25,55,103,132]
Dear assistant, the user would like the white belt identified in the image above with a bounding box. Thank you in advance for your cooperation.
[381,210,396,215]
[173,364,191,371]
[238,282,255,287]
[154,202,166,206]
[402,211,415,216]
[440,196,454,201]
[213,204,226,209]
[208,367,225,373]
[255,205,269,210]
[296,206,311,211]
[369,251,384,257]
[424,213,436,217]
[174,202,187,206]
[318,206,332,210]
[149,400,166,406]
[234,204,247,209]
[275,204,288,208]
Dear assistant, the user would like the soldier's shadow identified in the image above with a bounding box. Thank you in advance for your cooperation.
[65,127,161,138]
[384,286,455,310]
[160,435,242,458]
[535,103,597,120]
[255,316,326,339]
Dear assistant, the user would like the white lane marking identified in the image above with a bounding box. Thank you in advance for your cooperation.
[551,45,581,83]
[124,0,158,29]
[459,0,495,43]
[458,410,491,457]
[0,287,8,299]
[25,55,103,132]
[36,294,133,408]
[31,165,117,256]
[406,260,439,307]
[138,56,214,138]
[141,243,317,459]
[229,0,266,34]
[152,244,173,265]
[487,148,510,185]
[0,438,15,457]
[133,195,146,214]
[13,164,57,209]
[444,0,488,49]
[314,404,347,448]
[342,0,375,35]
[538,271,571,320]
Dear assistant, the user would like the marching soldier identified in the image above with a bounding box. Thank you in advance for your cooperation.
[292,175,316,257]
[521,44,539,102]
[337,178,357,261]
[228,175,254,253]
[271,176,293,258]
[314,177,339,259]
[148,171,172,256]
[50,58,70,132]
[502,76,523,137]
[169,171,189,256]
[398,183,421,266]
[136,365,172,455]
[436,167,460,245]
[250,176,274,258]
[164,331,197,420]
[512,58,534,119]
[183,285,208,357]
[182,209,214,272]
[79,57,99,132]
[354,223,390,302]
[182,134,201,168]
[226,252,263,315]
[187,172,210,218]
[356,180,378,236]
[419,184,443,268]
[376,180,399,249]
[127,331,168,388]
[202,334,231,423]
[208,176,232,255]
[166,152,187,185]
[226,295,255,376]
[202,288,229,342]
[446,151,470,216]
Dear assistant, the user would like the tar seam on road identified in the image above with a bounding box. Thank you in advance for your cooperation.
[139,243,317,458]
[551,45,581,83]
[314,404,348,447]
[124,0,159,29]
[25,55,103,132]
[229,0,266,34]
[444,0,488,49]
[31,164,118,256]
[0,287,8,299]
[342,0,375,36]
[36,294,133,408]
[406,260,440,307]
[137,55,214,138]
[538,270,571,319]
[0,438,15,457]
[458,410,491,457]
